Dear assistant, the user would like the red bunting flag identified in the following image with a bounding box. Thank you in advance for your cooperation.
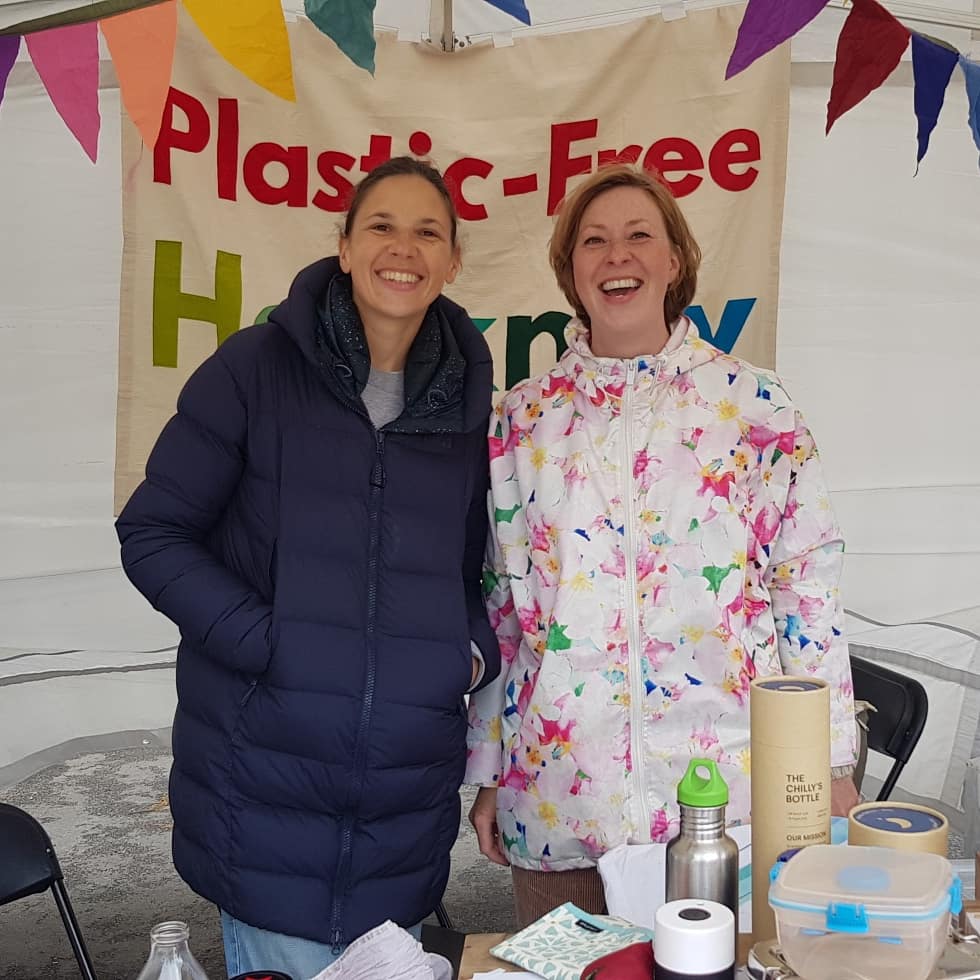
[827,0,910,134]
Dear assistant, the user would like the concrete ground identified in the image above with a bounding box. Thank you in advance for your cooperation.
[0,746,516,980]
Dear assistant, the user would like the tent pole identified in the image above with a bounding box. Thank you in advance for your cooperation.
[429,0,455,51]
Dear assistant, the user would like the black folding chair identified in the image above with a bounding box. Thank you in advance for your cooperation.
[850,654,929,801]
[435,899,455,930]
[0,802,99,980]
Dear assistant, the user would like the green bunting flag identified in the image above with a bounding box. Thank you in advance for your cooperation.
[305,0,377,75]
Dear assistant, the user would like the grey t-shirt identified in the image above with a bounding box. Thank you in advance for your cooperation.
[361,367,404,429]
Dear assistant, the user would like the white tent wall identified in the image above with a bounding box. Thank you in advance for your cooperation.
[1,0,979,839]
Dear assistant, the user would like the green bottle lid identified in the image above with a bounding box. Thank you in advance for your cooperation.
[676,758,729,807]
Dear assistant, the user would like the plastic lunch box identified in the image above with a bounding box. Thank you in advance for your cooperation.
[768,844,961,980]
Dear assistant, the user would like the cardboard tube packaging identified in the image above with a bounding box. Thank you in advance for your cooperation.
[750,676,831,939]
[848,801,949,855]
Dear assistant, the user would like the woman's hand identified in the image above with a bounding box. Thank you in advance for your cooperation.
[471,655,481,689]
[468,786,510,866]
[830,776,860,817]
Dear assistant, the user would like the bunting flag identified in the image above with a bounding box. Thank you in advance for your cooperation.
[0,35,18,106]
[305,0,376,74]
[24,22,100,162]
[826,0,910,134]
[483,0,532,26]
[100,0,177,148]
[725,0,827,79]
[911,33,958,167]
[961,55,980,165]
[182,0,295,100]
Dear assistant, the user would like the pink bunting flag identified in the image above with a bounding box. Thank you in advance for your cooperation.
[101,0,177,149]
[25,22,100,162]
[826,0,910,134]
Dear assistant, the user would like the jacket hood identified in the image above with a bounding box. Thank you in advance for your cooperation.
[560,316,721,397]
[266,257,493,433]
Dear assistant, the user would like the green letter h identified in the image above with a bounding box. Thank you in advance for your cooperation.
[152,241,243,367]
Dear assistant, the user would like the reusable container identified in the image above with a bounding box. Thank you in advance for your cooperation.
[654,899,735,980]
[665,758,739,928]
[768,844,960,980]
[135,921,210,980]
[749,676,831,939]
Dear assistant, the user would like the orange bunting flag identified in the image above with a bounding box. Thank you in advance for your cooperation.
[101,0,178,149]
[182,0,295,101]
[827,0,910,133]
[25,22,100,162]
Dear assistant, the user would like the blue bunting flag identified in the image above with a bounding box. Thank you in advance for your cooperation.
[961,54,980,167]
[910,33,958,167]
[483,0,532,26]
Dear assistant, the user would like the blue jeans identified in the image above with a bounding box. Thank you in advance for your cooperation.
[220,910,423,979]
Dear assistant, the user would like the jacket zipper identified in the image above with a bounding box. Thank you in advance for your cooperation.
[328,427,386,951]
[623,358,662,844]
[622,359,649,843]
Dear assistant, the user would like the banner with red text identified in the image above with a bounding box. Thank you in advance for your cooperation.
[115,3,789,508]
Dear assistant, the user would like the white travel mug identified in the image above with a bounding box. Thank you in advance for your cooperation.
[654,899,735,980]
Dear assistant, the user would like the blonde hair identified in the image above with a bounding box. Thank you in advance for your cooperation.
[548,164,702,326]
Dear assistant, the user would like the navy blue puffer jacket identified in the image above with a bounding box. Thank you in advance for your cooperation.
[116,258,500,946]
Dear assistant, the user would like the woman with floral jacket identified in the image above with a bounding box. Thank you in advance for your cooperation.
[466,164,858,926]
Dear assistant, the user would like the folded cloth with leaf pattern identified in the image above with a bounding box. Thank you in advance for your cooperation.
[490,903,655,980]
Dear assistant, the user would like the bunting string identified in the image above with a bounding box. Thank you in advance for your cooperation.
[0,0,976,170]
[728,0,980,170]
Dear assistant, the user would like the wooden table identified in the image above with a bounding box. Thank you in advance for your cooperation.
[460,932,756,978]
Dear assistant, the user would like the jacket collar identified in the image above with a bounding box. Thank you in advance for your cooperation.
[316,272,467,434]
[267,257,493,435]
[559,316,719,402]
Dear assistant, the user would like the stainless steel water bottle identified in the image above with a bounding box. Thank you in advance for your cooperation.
[665,758,739,931]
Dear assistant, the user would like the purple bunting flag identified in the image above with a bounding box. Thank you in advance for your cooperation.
[911,33,958,167]
[483,0,531,25]
[726,0,827,79]
[961,55,980,168]
[0,35,18,109]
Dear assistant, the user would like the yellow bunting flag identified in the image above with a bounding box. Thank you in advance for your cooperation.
[101,0,178,148]
[181,0,295,101]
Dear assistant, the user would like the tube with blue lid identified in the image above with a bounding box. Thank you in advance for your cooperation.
[847,801,949,856]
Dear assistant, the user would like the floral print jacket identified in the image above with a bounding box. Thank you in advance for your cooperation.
[466,318,857,871]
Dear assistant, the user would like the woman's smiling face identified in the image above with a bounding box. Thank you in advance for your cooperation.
[339,173,460,335]
[571,185,680,355]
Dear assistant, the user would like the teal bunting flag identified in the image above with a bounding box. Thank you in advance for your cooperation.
[305,0,377,74]
[910,33,959,167]
[961,55,980,167]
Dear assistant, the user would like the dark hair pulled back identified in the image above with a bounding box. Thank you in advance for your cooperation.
[343,156,458,246]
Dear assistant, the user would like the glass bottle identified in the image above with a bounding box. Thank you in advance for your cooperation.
[135,921,210,980]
